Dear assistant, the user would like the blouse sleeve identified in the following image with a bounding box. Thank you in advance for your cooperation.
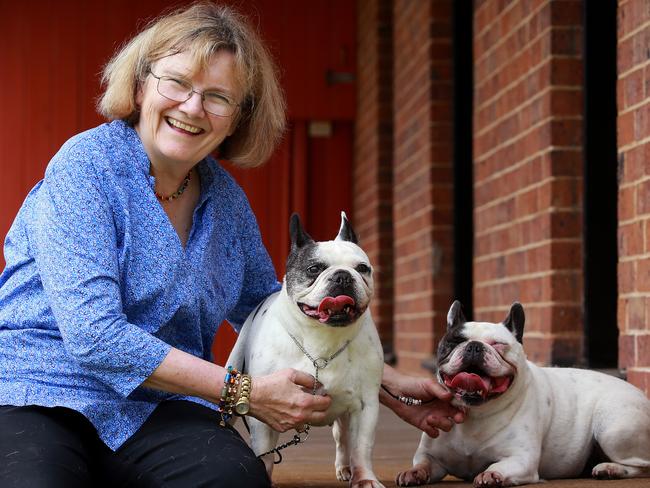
[226,198,281,331]
[29,147,171,397]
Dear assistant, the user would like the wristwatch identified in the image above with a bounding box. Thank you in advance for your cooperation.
[235,374,252,415]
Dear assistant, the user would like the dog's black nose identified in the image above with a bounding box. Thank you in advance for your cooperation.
[330,270,353,286]
[464,341,485,363]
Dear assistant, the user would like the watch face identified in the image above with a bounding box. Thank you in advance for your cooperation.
[235,402,250,415]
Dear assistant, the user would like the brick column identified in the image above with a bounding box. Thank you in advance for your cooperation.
[393,0,454,373]
[473,0,584,365]
[355,0,395,353]
[617,0,650,394]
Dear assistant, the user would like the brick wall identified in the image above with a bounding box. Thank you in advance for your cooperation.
[355,0,395,352]
[392,0,455,373]
[617,0,650,393]
[473,0,584,365]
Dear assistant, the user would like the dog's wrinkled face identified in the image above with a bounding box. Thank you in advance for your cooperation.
[437,301,526,407]
[285,212,373,327]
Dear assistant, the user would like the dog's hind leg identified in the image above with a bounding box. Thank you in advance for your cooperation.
[249,417,281,479]
[592,395,650,479]
[333,413,351,481]
[396,436,446,487]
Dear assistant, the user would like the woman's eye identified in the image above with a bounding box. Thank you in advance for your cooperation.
[169,77,189,88]
[205,92,231,105]
[355,264,370,274]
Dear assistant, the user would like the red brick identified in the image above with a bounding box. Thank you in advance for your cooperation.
[619,333,636,369]
[619,185,637,223]
[626,370,650,397]
[627,68,646,108]
[618,260,636,295]
[619,220,645,257]
[638,259,650,293]
[627,296,646,331]
[618,112,635,147]
[637,180,650,216]
[637,333,650,365]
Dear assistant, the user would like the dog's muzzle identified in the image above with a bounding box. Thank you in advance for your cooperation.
[298,295,365,326]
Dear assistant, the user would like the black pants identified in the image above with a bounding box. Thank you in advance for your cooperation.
[0,400,270,487]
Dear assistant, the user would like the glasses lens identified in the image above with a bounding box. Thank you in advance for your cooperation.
[157,77,192,102]
[203,94,236,117]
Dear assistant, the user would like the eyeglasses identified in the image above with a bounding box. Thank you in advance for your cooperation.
[148,70,240,117]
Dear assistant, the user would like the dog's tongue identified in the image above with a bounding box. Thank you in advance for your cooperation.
[449,372,491,397]
[317,295,355,322]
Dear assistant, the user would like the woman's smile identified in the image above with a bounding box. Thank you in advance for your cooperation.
[165,116,204,135]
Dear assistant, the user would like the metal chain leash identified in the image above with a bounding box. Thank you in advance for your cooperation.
[286,331,351,391]
[257,426,311,464]
[256,332,352,464]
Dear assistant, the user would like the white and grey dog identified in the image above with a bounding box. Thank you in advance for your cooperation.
[228,212,385,488]
[397,301,650,487]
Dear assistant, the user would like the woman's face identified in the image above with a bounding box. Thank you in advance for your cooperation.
[135,49,241,173]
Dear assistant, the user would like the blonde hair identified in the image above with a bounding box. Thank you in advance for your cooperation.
[98,2,286,167]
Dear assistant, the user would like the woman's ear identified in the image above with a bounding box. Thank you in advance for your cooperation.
[135,81,144,106]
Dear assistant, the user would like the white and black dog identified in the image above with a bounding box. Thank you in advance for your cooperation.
[228,212,385,488]
[397,301,650,487]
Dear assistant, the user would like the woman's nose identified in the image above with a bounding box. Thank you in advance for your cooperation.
[179,90,206,116]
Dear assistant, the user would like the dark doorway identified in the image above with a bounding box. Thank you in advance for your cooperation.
[452,0,474,320]
[583,0,618,368]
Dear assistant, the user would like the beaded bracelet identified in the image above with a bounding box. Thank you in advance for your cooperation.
[217,366,241,426]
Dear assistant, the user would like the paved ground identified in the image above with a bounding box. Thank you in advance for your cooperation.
[237,405,650,488]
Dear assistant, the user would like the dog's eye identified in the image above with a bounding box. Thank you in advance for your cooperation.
[307,265,322,275]
[355,264,371,274]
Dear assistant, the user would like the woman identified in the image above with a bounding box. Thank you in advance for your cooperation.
[0,3,461,487]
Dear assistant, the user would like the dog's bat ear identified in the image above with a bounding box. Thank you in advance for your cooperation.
[335,211,358,244]
[503,302,525,343]
[447,300,466,330]
[289,213,314,249]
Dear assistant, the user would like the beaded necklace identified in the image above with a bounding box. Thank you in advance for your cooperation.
[154,170,192,202]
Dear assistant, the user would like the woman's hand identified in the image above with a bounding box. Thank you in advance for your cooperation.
[381,365,465,438]
[248,368,332,432]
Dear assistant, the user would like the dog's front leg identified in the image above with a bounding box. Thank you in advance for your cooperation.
[249,417,281,479]
[473,455,540,487]
[333,413,351,481]
[347,399,385,488]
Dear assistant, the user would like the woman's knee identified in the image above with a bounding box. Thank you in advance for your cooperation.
[0,406,97,488]
[119,401,271,487]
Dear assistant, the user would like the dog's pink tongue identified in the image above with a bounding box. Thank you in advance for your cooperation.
[317,295,355,321]
[449,372,491,397]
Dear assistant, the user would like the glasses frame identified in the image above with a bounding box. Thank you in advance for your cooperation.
[148,70,240,118]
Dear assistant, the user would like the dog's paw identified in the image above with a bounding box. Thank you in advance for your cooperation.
[336,465,352,481]
[474,470,504,487]
[592,462,628,479]
[395,465,430,486]
[351,480,385,488]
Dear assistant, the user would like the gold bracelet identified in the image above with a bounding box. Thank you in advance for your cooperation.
[235,374,252,416]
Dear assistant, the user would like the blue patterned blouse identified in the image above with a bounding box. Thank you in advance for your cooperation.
[0,120,280,450]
